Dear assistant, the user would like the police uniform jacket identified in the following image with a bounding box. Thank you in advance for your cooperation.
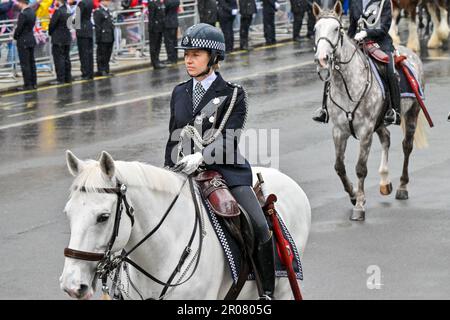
[164,0,180,29]
[13,7,36,48]
[198,0,217,25]
[94,5,114,43]
[348,0,393,52]
[239,0,257,16]
[148,0,166,33]
[164,73,253,188]
[76,0,94,38]
[217,0,238,20]
[49,5,72,46]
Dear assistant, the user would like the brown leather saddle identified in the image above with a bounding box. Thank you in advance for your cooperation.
[363,41,390,64]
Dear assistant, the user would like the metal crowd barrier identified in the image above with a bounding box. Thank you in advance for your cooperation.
[0,1,310,81]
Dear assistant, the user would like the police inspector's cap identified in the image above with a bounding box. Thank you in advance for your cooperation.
[176,23,226,61]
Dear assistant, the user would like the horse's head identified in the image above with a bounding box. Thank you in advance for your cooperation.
[59,150,134,299]
[312,1,344,76]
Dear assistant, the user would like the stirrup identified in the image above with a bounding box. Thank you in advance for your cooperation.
[258,294,273,300]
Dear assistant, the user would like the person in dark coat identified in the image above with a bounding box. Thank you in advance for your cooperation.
[217,0,238,52]
[290,0,315,41]
[49,0,72,84]
[313,0,401,125]
[262,0,279,45]
[147,0,166,69]
[197,0,217,26]
[163,0,179,65]
[165,23,275,300]
[239,0,256,50]
[13,0,37,91]
[76,0,94,80]
[93,0,114,76]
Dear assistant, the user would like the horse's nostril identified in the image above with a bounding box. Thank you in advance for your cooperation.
[78,284,89,296]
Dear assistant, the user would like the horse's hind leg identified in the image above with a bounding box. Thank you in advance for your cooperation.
[389,6,401,46]
[352,131,374,221]
[396,103,420,200]
[376,126,392,195]
[427,2,444,48]
[333,128,356,206]
[407,7,420,52]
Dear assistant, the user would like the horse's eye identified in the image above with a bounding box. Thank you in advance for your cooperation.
[97,213,110,223]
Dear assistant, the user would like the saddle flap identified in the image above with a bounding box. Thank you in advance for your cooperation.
[364,41,390,64]
[194,170,240,218]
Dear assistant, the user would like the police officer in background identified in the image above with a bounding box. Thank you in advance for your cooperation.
[217,0,238,52]
[13,0,37,91]
[148,0,166,69]
[163,0,180,65]
[262,0,280,45]
[49,0,72,85]
[290,0,315,42]
[239,0,256,50]
[76,0,94,80]
[94,0,115,76]
[198,0,217,26]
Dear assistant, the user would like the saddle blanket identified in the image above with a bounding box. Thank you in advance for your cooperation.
[368,58,425,100]
[199,193,303,283]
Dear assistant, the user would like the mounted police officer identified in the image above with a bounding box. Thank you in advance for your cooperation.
[13,0,37,91]
[239,0,257,50]
[164,23,275,300]
[94,0,115,76]
[49,0,73,84]
[312,0,401,125]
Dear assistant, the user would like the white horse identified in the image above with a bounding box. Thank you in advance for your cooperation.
[59,150,311,300]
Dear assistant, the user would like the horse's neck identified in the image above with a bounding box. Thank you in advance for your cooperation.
[332,36,369,97]
[123,168,196,283]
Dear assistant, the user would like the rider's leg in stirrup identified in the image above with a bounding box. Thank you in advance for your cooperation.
[313,81,330,123]
[384,53,401,125]
[230,186,275,300]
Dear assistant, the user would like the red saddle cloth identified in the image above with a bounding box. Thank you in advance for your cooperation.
[194,170,240,218]
[364,41,390,64]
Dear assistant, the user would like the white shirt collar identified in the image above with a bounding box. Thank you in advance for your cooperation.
[192,72,217,93]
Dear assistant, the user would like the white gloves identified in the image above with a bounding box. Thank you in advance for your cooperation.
[274,2,280,10]
[175,152,204,175]
[231,9,238,15]
[354,30,368,42]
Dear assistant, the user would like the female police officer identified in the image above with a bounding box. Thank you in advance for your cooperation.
[164,23,275,300]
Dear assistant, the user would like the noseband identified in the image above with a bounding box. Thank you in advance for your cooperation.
[64,181,135,263]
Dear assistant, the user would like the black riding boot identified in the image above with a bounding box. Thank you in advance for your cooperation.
[384,59,401,125]
[312,81,330,123]
[254,234,275,300]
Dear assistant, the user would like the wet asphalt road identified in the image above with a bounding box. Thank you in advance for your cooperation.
[1,39,450,299]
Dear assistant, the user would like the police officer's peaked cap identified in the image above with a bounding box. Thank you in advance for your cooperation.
[176,23,226,60]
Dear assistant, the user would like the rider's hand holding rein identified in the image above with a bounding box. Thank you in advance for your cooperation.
[176,152,204,174]
[354,30,367,42]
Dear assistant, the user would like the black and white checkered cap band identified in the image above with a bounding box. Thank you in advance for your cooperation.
[188,37,226,52]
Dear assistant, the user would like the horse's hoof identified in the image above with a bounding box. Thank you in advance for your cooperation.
[396,189,409,200]
[350,209,365,221]
[380,182,393,196]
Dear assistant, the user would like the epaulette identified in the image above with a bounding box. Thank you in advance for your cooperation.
[227,81,242,89]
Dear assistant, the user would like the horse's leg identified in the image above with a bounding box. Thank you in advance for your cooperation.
[376,126,392,195]
[437,3,450,40]
[351,130,374,221]
[407,7,421,52]
[427,2,444,48]
[389,6,401,46]
[333,127,356,205]
[396,103,420,200]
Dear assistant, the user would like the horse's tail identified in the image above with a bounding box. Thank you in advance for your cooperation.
[401,110,429,149]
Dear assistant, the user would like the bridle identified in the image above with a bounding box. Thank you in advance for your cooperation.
[64,176,204,300]
[314,14,373,139]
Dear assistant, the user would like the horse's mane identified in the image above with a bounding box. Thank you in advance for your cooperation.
[70,160,185,197]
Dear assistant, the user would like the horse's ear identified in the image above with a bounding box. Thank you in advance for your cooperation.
[334,0,343,17]
[312,2,322,18]
[99,151,115,180]
[66,150,84,177]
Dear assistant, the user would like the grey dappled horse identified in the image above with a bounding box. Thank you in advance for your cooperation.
[313,1,428,221]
